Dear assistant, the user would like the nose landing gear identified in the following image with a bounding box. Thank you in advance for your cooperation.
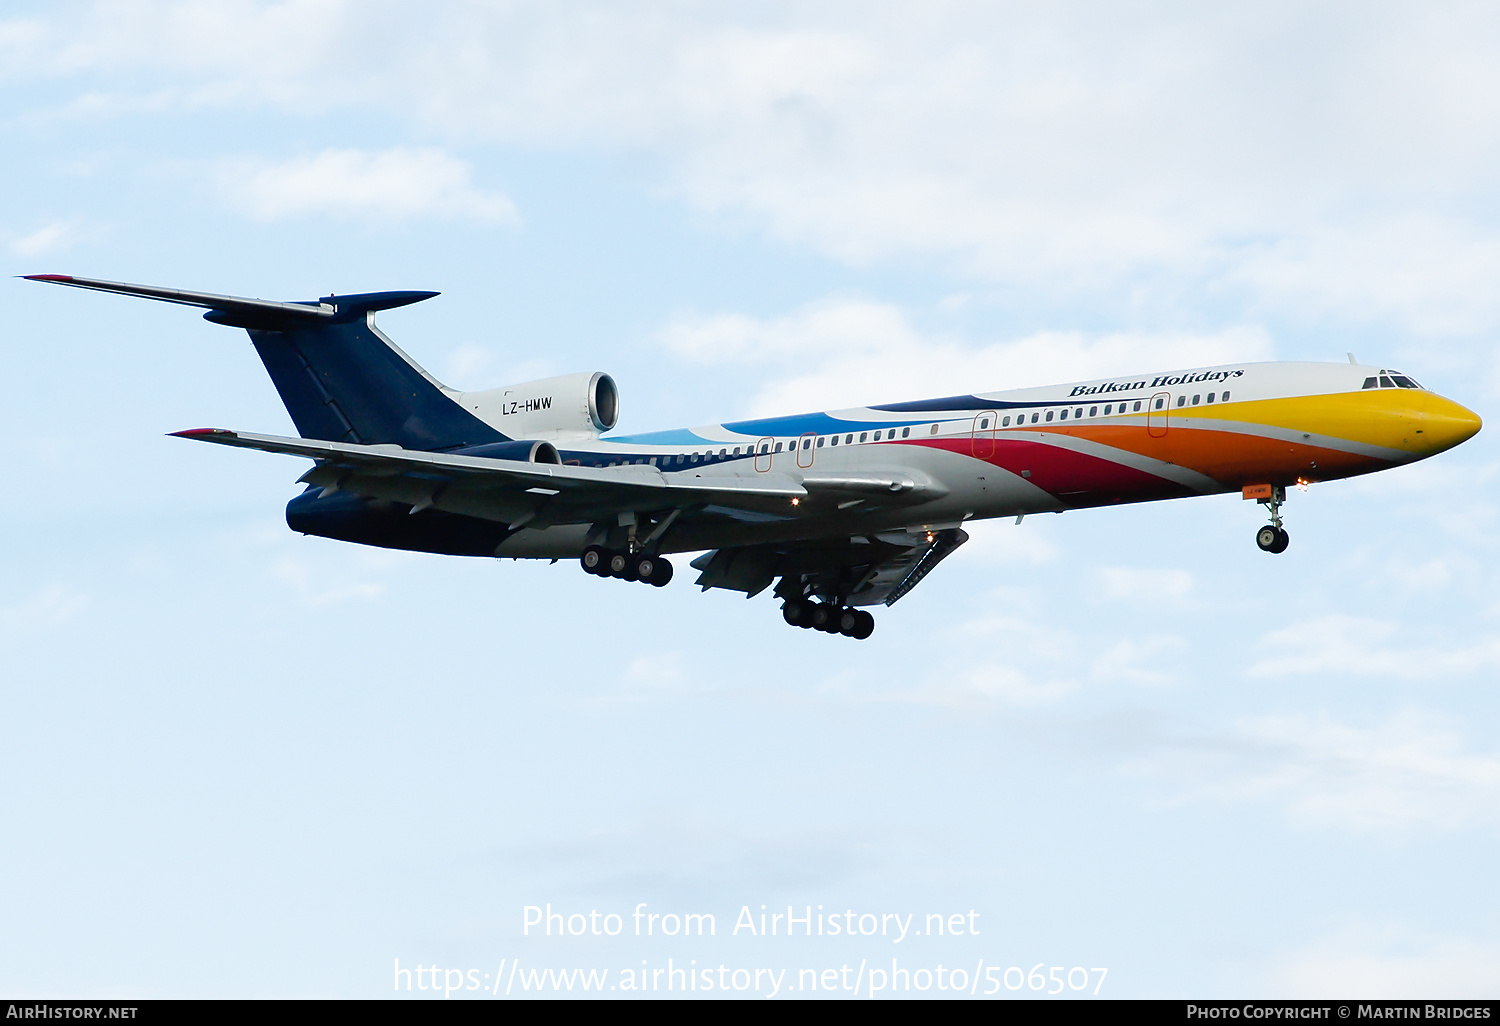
[1253,485,1290,554]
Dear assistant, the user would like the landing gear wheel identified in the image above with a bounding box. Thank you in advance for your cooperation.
[782,599,812,627]
[580,545,607,575]
[1256,526,1290,554]
[646,557,673,587]
[607,551,637,580]
[810,603,836,632]
[850,610,875,640]
[633,554,656,583]
[836,608,859,635]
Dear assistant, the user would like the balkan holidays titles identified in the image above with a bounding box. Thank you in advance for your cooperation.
[1068,368,1246,398]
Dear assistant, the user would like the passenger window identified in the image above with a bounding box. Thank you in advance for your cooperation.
[902,427,910,438]
[816,436,824,447]
[1089,406,1097,416]
[1002,416,1011,426]
[1104,405,1112,415]
[874,430,882,440]
[720,448,727,456]
[759,443,769,454]
[1134,401,1143,412]
[929,424,938,435]
[675,454,684,464]
[1206,393,1215,403]
[1177,395,1186,407]
[1154,398,1164,410]
[1031,413,1040,423]
[980,418,990,429]
[802,438,811,450]
[1045,411,1054,422]
[859,432,868,442]
[830,435,838,446]
[1060,409,1068,420]
[1221,391,1230,402]
[847,434,855,443]
[1075,408,1083,418]
[1192,394,1200,405]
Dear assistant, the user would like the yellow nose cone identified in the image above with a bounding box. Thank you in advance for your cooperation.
[1415,393,1482,456]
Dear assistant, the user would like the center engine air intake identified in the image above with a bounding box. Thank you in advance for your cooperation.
[456,371,619,441]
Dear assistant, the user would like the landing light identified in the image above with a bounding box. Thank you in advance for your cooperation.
[791,498,800,506]
[1295,478,1311,492]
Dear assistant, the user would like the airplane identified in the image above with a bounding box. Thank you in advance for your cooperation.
[26,274,1483,640]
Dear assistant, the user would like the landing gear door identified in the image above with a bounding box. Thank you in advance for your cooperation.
[971,411,998,459]
[754,436,774,473]
[1147,392,1170,438]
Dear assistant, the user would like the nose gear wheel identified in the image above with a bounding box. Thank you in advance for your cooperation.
[1253,485,1291,554]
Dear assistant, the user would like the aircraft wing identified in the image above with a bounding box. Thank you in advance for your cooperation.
[171,427,809,527]
[689,526,969,607]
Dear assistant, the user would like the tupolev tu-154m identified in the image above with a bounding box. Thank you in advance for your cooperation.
[27,274,1482,640]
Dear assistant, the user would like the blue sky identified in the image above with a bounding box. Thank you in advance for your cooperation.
[3,1,1498,999]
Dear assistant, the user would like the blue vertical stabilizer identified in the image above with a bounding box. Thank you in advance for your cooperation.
[23,275,507,451]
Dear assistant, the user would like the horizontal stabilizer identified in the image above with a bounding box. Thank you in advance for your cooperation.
[24,274,437,330]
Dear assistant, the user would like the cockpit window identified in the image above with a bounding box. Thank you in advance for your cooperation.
[1379,375,1395,388]
[1390,374,1422,389]
[1362,377,1378,389]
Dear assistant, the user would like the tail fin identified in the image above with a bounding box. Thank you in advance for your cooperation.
[25,274,506,450]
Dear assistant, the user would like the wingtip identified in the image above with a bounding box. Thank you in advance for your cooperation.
[169,427,237,439]
[21,274,73,282]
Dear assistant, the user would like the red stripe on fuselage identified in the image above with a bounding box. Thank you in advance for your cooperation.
[902,436,1194,506]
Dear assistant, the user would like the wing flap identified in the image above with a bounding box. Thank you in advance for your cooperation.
[171,428,808,524]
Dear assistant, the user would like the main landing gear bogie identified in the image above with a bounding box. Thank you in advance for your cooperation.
[782,598,875,640]
[580,544,673,587]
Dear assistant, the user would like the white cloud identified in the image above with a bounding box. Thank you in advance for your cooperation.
[9,220,77,257]
[959,518,1059,566]
[0,584,90,633]
[1089,634,1188,686]
[1097,567,1194,605]
[270,556,385,607]
[1249,614,1500,680]
[224,147,517,223]
[660,297,1274,415]
[16,4,1500,330]
[1130,711,1500,832]
[624,651,688,691]
[1271,927,1500,998]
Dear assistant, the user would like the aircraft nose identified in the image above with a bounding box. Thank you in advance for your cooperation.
[1415,393,1482,455]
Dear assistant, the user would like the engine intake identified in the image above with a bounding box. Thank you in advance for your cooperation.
[452,439,562,464]
[456,371,619,441]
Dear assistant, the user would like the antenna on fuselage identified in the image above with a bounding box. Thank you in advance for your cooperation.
[1348,352,1358,364]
